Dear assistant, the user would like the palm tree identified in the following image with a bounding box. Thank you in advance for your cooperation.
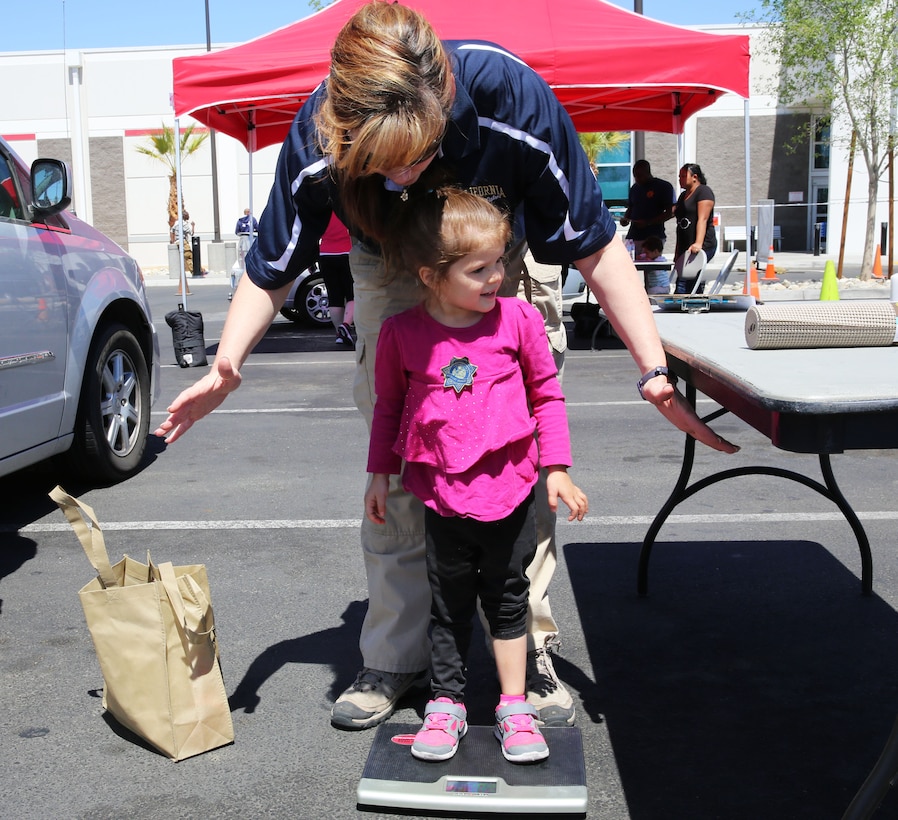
[136,123,209,227]
[578,132,630,176]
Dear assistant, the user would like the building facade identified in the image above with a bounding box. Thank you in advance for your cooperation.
[1,24,885,272]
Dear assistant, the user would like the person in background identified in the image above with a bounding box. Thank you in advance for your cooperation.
[674,163,717,294]
[618,160,674,259]
[235,207,259,237]
[170,209,195,293]
[319,212,355,349]
[235,208,259,287]
[366,187,587,764]
[637,236,669,294]
[154,1,739,734]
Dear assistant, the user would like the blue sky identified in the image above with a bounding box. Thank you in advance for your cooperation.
[1,1,760,52]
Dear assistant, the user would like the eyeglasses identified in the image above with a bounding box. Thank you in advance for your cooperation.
[413,129,446,165]
[391,147,440,176]
[360,123,447,177]
[389,129,446,175]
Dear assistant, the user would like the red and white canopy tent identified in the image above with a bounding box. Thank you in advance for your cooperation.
[171,0,752,283]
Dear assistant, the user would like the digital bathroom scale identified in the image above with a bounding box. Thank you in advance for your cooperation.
[356,723,588,814]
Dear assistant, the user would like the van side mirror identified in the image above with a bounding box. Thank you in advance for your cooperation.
[31,159,72,215]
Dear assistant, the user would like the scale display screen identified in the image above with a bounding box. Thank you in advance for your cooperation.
[445,779,498,794]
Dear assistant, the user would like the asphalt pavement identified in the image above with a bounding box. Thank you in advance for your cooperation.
[2,280,898,819]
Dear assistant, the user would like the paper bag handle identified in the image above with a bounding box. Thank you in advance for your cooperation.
[157,561,216,643]
[49,486,117,589]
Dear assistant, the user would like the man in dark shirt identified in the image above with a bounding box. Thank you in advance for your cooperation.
[619,159,674,257]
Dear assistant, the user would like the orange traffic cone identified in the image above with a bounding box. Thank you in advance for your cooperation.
[744,263,761,300]
[873,244,884,279]
[763,245,778,280]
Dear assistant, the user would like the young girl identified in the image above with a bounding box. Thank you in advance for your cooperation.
[637,236,670,294]
[364,187,588,764]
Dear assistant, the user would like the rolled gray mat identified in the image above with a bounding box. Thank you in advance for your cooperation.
[744,301,897,349]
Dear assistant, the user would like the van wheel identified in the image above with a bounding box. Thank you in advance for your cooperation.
[68,323,151,481]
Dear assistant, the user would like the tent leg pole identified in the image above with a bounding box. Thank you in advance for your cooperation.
[744,98,752,291]
[175,116,188,309]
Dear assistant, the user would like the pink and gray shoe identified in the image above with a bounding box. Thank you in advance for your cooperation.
[411,698,468,761]
[495,701,549,763]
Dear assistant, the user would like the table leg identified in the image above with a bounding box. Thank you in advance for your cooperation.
[819,452,873,595]
[637,386,874,596]
[841,712,898,820]
[637,384,699,596]
[590,316,611,350]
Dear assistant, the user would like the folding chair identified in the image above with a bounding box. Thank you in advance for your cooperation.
[670,249,708,294]
[704,250,739,296]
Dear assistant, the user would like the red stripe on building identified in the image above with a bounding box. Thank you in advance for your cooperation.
[124,128,208,137]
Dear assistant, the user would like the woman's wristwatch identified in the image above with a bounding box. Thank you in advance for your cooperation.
[637,365,677,400]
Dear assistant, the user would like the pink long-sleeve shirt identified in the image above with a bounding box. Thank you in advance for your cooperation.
[367,298,573,522]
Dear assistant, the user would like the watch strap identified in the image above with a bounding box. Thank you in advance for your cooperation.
[637,366,674,400]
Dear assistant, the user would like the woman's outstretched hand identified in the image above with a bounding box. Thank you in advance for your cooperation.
[153,356,242,444]
[641,375,740,453]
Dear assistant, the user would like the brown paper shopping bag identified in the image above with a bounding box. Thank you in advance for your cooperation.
[50,486,234,760]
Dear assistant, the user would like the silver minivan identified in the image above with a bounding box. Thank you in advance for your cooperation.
[0,137,160,481]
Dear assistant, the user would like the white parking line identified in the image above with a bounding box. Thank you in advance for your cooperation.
[18,510,898,533]
[161,358,358,368]
[149,399,684,417]
[149,407,360,416]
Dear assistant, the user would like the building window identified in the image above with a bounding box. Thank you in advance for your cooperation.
[808,115,831,252]
[813,117,831,170]
[594,138,632,217]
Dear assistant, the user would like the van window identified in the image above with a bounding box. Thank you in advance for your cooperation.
[0,154,24,220]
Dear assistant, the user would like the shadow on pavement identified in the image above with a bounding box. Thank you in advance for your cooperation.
[564,539,898,819]
[0,438,165,533]
[229,599,369,714]
[0,532,37,616]
[0,469,95,531]
[249,321,358,356]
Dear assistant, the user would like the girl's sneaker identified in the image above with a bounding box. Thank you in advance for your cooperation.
[411,698,467,762]
[495,702,549,763]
